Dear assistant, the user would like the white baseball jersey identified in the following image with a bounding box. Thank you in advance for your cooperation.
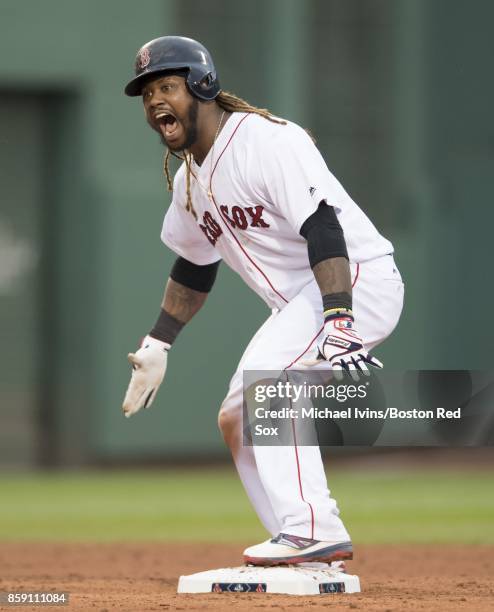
[161,112,394,309]
[160,111,404,544]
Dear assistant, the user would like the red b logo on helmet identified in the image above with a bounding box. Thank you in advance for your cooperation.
[137,47,151,70]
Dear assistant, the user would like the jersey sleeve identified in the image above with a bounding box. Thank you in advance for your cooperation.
[257,122,346,233]
[161,167,221,266]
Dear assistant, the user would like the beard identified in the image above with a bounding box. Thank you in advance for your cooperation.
[159,97,199,152]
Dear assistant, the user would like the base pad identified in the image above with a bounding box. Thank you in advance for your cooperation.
[178,564,360,595]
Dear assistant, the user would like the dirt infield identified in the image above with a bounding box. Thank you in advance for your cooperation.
[1,542,493,611]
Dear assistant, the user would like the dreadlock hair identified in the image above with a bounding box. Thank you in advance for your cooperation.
[163,90,287,219]
[216,91,286,125]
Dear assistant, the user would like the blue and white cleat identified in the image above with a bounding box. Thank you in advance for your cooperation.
[243,533,353,567]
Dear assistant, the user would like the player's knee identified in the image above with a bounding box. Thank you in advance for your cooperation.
[217,403,241,442]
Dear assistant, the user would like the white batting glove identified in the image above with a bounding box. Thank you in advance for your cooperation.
[122,335,170,418]
[316,312,383,381]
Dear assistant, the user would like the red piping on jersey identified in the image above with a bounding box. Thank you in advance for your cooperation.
[284,330,322,371]
[208,113,289,305]
[289,391,315,540]
[283,262,359,540]
[283,263,360,370]
[292,420,315,540]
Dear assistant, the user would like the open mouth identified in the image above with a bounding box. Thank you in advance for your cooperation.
[155,111,179,138]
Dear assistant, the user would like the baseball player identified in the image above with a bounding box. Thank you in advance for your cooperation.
[122,36,404,566]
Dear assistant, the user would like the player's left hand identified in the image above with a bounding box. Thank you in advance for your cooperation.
[306,314,383,381]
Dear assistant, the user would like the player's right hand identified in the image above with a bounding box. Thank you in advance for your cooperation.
[122,335,170,418]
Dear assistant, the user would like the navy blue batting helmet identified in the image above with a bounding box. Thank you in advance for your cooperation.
[124,36,220,100]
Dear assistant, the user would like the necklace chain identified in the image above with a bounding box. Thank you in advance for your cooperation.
[192,110,226,201]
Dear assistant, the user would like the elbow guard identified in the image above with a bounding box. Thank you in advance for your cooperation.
[170,257,220,293]
[300,202,348,268]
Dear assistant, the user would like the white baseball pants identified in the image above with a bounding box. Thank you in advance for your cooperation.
[218,254,404,542]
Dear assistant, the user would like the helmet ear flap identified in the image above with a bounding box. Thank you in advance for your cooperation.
[187,67,220,100]
[200,72,215,89]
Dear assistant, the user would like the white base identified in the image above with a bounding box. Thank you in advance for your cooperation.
[178,564,360,595]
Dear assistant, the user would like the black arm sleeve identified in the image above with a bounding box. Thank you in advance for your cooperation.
[299,201,348,268]
[170,256,221,293]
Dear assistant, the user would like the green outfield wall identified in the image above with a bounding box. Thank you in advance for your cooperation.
[0,0,492,466]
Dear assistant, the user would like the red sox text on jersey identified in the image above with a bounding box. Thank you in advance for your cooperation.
[200,204,270,246]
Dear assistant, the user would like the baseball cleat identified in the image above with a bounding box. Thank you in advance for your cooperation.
[243,533,353,566]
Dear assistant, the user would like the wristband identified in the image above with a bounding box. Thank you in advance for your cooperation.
[322,292,353,324]
[149,309,184,345]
